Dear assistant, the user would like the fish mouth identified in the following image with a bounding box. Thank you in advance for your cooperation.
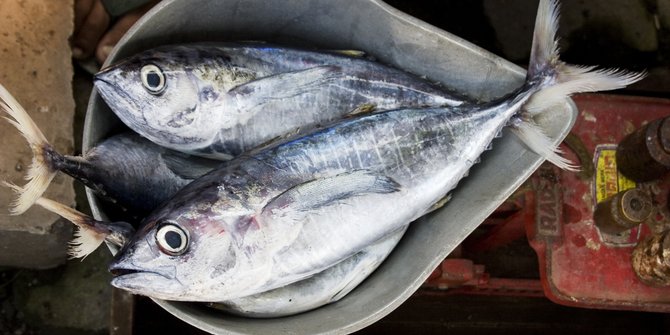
[109,263,185,299]
[93,77,155,142]
[92,74,117,92]
[93,76,142,119]
[108,263,174,280]
[94,77,133,104]
[109,267,141,277]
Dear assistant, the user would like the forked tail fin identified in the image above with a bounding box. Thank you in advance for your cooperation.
[0,83,60,214]
[512,0,645,170]
[3,182,134,259]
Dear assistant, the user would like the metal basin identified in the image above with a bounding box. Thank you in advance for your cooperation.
[83,0,576,333]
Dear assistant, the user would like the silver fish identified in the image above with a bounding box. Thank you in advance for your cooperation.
[94,42,469,159]
[14,192,405,316]
[106,0,643,302]
[0,86,219,216]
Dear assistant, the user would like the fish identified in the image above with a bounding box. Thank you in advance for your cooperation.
[68,133,220,216]
[15,191,406,316]
[94,42,470,160]
[104,0,643,302]
[0,84,220,216]
[213,227,406,317]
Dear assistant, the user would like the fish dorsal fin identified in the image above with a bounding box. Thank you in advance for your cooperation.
[237,40,267,44]
[161,151,221,180]
[246,126,306,155]
[327,49,367,58]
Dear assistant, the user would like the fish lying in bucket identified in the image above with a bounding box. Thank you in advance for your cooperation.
[90,0,640,301]
[3,0,643,310]
[0,85,220,216]
[94,42,470,160]
[12,192,405,317]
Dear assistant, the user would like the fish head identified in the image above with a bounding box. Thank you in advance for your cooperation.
[94,46,256,153]
[108,175,258,301]
[108,211,240,301]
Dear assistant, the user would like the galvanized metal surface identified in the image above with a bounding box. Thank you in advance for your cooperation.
[83,0,575,333]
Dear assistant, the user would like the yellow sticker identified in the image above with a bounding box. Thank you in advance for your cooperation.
[594,145,636,203]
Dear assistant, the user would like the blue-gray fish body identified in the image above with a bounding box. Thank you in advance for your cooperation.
[74,133,219,215]
[109,96,526,301]
[106,0,642,302]
[44,132,217,216]
[94,43,468,159]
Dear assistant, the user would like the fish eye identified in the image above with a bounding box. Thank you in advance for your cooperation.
[141,64,166,94]
[155,221,189,255]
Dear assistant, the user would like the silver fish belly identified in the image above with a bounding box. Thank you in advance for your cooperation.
[94,43,469,159]
[215,228,406,317]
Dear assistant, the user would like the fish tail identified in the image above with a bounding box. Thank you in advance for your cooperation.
[4,181,108,259]
[512,0,644,171]
[35,197,108,260]
[0,83,60,215]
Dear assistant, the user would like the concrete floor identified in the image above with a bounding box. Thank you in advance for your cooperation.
[2,0,670,334]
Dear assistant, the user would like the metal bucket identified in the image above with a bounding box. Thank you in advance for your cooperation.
[84,0,576,333]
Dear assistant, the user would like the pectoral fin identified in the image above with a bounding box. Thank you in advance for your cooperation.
[228,66,344,100]
[262,170,401,219]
